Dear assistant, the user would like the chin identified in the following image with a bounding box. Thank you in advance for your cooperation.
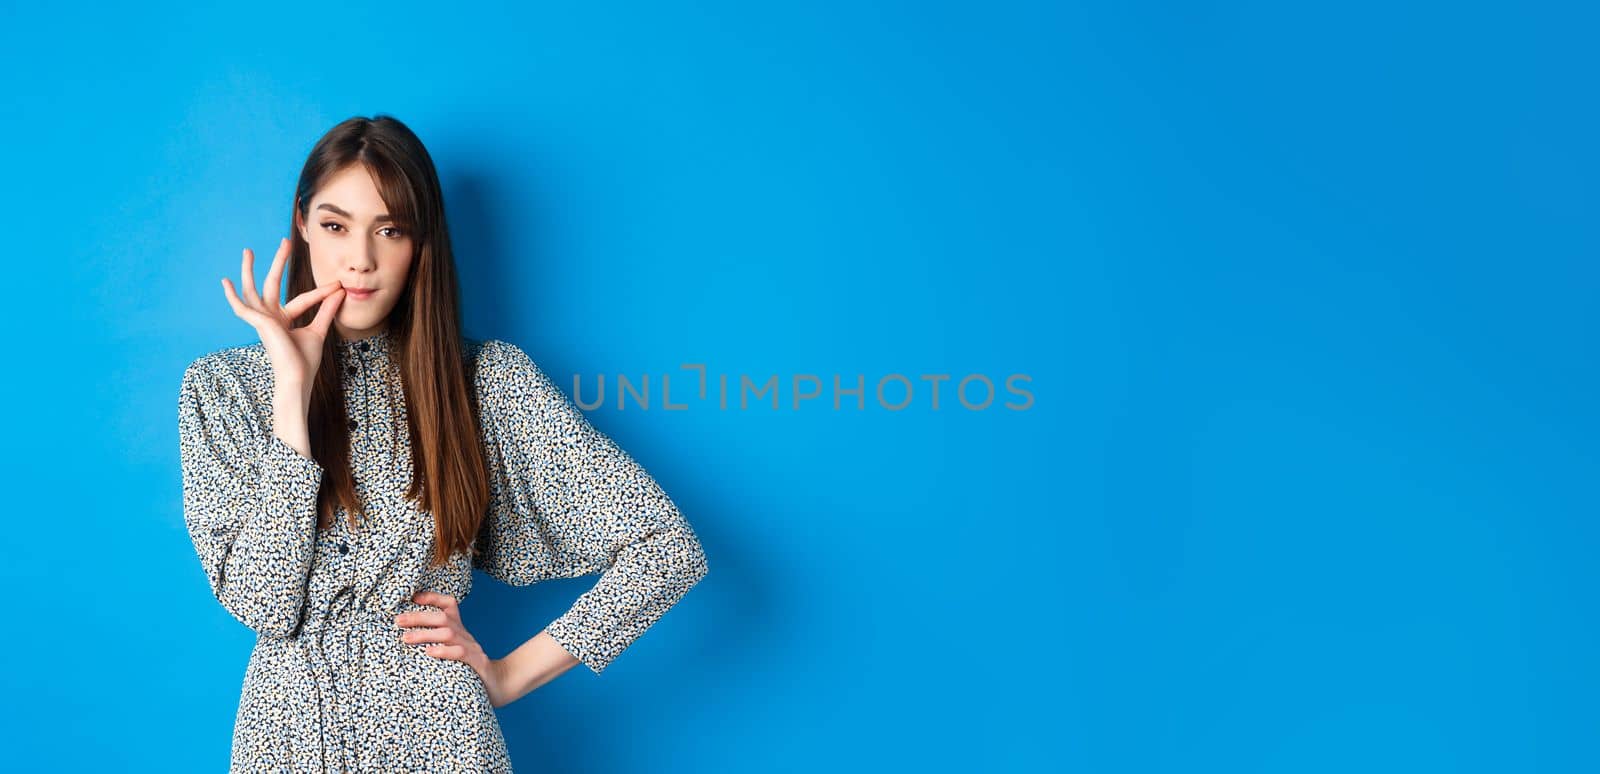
[339,313,380,330]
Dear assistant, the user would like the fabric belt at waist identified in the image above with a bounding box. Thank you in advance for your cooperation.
[297,604,398,637]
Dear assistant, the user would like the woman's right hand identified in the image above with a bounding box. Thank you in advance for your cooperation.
[220,236,346,390]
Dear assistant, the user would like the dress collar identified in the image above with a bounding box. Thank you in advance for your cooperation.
[335,326,396,362]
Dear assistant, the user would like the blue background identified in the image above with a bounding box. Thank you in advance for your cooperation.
[2,1,1595,771]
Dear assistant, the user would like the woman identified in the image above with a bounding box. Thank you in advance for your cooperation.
[177,114,710,772]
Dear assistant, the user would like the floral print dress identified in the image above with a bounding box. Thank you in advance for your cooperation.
[177,327,710,772]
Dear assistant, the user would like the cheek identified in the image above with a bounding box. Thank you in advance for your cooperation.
[308,253,339,284]
[302,231,328,269]
[384,243,416,282]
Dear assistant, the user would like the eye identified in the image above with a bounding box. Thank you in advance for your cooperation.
[320,221,345,233]
[380,226,406,238]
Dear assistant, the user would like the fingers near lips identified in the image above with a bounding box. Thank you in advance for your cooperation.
[239,248,262,307]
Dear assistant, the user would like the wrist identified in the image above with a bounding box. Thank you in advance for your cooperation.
[466,648,494,676]
[479,655,517,708]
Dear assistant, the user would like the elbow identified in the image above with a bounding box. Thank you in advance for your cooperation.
[190,509,319,639]
[674,528,710,590]
[216,588,306,639]
[629,521,708,597]
[249,611,303,640]
[207,555,309,638]
[688,536,709,583]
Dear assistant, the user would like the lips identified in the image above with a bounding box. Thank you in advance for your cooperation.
[344,286,377,299]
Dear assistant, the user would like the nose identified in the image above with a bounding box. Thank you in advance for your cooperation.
[345,243,378,273]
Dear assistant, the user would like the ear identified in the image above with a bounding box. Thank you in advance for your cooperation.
[292,198,308,243]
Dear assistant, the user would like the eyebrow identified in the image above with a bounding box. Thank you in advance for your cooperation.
[316,203,394,223]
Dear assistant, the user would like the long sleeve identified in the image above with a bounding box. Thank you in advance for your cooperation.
[177,355,325,638]
[472,340,709,675]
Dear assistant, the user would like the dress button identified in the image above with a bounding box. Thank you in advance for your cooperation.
[347,364,358,376]
[338,541,349,554]
[358,341,370,351]
[349,419,358,431]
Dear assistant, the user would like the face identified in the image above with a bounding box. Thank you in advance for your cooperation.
[296,163,415,341]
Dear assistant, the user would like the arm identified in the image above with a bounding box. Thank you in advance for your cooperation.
[487,630,583,705]
[177,356,324,638]
[473,341,710,675]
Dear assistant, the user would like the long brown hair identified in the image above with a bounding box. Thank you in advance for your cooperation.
[283,114,490,568]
